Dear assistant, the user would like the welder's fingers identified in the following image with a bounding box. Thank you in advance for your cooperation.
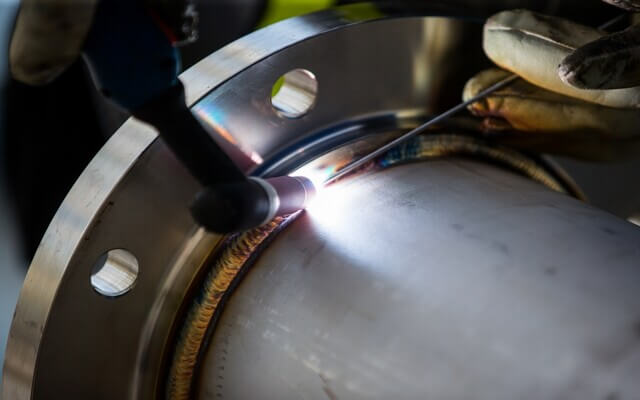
[10,0,98,85]
[483,9,640,108]
[463,68,640,160]
[559,24,640,89]
[601,0,640,11]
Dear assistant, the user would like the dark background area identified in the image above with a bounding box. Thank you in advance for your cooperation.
[1,0,268,259]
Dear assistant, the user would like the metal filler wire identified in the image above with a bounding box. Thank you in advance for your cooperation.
[326,74,518,184]
[324,14,624,185]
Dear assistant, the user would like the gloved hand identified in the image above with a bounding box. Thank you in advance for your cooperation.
[9,0,98,86]
[463,3,640,160]
[8,0,288,235]
[562,0,640,90]
[9,0,197,109]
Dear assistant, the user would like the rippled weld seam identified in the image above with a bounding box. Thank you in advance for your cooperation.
[167,217,284,400]
[381,134,567,194]
[166,133,569,399]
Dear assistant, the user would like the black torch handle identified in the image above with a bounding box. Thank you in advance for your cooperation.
[132,80,247,186]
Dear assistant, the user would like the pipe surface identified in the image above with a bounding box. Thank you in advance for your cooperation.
[197,158,640,400]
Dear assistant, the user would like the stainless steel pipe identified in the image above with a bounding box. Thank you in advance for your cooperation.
[197,157,640,399]
[2,5,639,399]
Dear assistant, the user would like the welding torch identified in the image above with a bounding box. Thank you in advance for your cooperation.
[85,0,616,235]
[82,0,315,234]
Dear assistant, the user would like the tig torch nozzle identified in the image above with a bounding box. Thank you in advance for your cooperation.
[190,175,316,234]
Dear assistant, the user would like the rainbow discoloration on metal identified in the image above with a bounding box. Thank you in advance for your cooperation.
[167,218,285,399]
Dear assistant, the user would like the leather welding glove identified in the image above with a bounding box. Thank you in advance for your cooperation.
[9,0,196,86]
[464,4,640,160]
[9,0,99,85]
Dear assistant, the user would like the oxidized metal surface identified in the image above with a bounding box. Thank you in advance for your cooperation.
[197,156,640,400]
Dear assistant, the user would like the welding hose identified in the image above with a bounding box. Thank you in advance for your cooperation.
[132,81,317,234]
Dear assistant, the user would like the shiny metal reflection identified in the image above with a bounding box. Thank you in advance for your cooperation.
[271,68,318,119]
[6,10,473,399]
[4,4,634,400]
[198,159,640,400]
[90,249,139,297]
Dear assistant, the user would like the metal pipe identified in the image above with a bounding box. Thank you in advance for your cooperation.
[196,157,640,400]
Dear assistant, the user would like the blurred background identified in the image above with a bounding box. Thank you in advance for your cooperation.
[1,0,25,379]
[1,0,640,381]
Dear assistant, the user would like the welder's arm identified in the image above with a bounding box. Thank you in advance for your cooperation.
[464,2,640,160]
[8,0,310,234]
[9,0,98,85]
[9,0,197,104]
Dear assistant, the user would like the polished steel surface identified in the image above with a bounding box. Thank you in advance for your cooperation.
[90,248,140,297]
[270,69,318,119]
[190,16,471,176]
[4,4,640,400]
[2,9,482,399]
[198,159,640,400]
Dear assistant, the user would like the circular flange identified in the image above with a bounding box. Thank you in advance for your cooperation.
[1,4,626,400]
[2,8,494,399]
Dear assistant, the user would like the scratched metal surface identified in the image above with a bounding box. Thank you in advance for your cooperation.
[198,158,640,400]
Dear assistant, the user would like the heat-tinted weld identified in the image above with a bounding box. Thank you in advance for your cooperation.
[167,218,285,400]
[166,133,574,399]
[380,134,567,194]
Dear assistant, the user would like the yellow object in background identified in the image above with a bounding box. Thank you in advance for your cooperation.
[258,0,336,27]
